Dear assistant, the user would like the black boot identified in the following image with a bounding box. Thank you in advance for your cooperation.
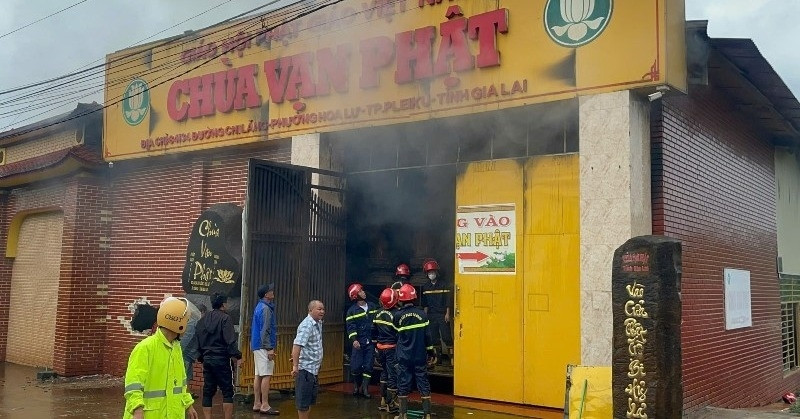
[378,382,388,411]
[394,396,408,419]
[422,396,432,419]
[360,376,372,399]
[352,375,361,397]
[388,389,399,413]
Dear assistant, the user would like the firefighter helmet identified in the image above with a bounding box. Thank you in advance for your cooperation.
[379,287,399,309]
[395,263,411,277]
[398,283,417,302]
[348,283,364,300]
[157,297,189,334]
[422,259,439,273]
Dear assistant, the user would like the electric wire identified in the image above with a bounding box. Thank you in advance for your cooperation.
[0,0,92,41]
[0,0,321,125]
[0,0,304,97]
[0,1,319,121]
[2,0,407,126]
[1,0,397,137]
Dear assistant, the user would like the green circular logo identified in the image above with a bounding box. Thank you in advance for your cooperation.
[122,79,150,126]
[544,0,613,48]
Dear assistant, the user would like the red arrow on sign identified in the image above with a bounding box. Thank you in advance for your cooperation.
[457,251,489,262]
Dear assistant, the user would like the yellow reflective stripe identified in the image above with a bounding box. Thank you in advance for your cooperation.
[346,312,366,322]
[422,290,450,294]
[143,390,167,399]
[348,332,357,339]
[373,319,396,329]
[397,321,429,333]
[426,346,435,350]
[172,386,183,394]
[363,373,371,378]
[125,383,144,392]
[369,309,380,314]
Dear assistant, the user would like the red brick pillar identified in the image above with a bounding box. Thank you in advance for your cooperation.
[52,176,109,376]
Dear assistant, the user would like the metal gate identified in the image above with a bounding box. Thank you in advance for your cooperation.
[238,159,346,391]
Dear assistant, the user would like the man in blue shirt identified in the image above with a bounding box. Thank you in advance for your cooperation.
[250,283,278,415]
[292,300,325,419]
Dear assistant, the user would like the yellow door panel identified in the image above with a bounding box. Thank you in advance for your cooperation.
[454,159,524,403]
[522,155,580,407]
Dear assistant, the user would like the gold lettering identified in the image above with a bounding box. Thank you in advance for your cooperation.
[198,219,220,237]
[624,300,649,318]
[200,240,213,258]
[626,280,644,298]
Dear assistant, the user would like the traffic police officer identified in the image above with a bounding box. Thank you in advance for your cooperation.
[393,283,434,419]
[345,283,379,398]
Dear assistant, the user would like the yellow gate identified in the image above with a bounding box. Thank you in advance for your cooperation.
[454,155,580,407]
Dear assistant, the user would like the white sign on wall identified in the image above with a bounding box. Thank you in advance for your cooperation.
[455,204,516,275]
[724,268,752,330]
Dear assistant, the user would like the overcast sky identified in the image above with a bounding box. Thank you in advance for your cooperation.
[0,0,797,130]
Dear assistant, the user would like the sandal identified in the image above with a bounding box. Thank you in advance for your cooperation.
[259,407,280,415]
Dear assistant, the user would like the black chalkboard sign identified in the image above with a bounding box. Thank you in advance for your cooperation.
[181,203,243,297]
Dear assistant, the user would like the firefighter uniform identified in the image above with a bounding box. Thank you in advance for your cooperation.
[394,301,434,417]
[373,304,399,411]
[345,300,379,393]
[421,277,453,349]
[123,325,195,418]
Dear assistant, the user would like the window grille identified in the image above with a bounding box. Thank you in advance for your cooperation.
[781,302,798,372]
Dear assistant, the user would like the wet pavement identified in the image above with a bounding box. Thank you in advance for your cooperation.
[2,362,797,418]
[0,362,541,418]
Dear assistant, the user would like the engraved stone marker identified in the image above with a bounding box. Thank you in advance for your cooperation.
[612,235,682,419]
[181,203,243,297]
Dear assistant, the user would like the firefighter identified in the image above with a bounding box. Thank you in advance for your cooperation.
[393,283,434,419]
[373,287,400,413]
[345,283,379,398]
[420,259,453,366]
[394,263,411,286]
[123,297,198,419]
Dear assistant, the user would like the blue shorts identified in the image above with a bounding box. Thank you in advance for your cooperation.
[295,369,318,411]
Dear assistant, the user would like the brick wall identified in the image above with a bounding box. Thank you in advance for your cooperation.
[53,177,110,376]
[651,85,797,410]
[104,141,290,376]
[5,129,79,164]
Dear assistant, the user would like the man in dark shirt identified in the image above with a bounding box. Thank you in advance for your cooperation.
[193,293,242,419]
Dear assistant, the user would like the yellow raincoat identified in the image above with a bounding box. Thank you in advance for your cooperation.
[123,328,195,418]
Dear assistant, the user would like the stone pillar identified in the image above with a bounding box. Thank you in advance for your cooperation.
[579,90,652,365]
[291,133,343,206]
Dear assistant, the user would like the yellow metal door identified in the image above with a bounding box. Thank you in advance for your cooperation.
[454,160,524,403]
[522,155,580,407]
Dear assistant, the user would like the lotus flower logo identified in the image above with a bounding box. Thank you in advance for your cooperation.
[122,79,150,126]
[544,0,612,47]
[216,269,235,284]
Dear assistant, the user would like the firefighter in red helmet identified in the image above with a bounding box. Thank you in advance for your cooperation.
[345,283,379,398]
[373,288,400,413]
[393,283,433,419]
[420,259,453,366]
[394,263,411,287]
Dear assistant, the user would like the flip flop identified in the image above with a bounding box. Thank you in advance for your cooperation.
[259,407,280,415]
[252,406,261,412]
